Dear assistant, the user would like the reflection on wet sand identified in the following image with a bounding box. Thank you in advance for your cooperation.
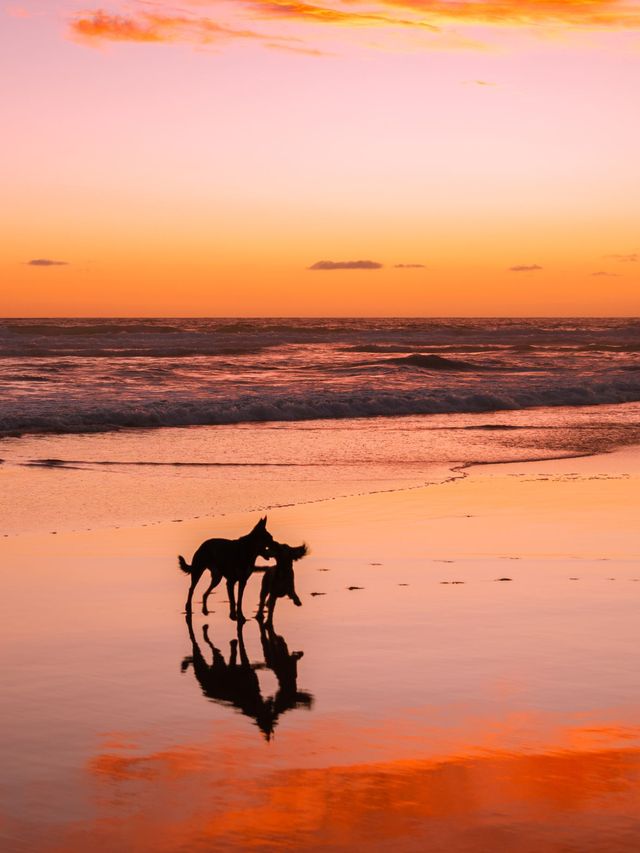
[70,720,640,852]
[182,615,313,739]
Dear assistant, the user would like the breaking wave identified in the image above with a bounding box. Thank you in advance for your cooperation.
[3,376,640,436]
[387,354,495,370]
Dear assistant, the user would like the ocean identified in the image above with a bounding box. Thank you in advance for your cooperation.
[2,317,640,435]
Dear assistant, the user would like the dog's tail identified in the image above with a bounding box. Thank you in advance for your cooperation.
[291,593,302,607]
[178,555,192,575]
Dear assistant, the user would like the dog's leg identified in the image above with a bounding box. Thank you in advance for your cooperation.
[267,594,276,626]
[257,572,269,621]
[185,570,202,614]
[289,574,302,607]
[227,579,237,621]
[202,569,223,615]
[236,577,248,624]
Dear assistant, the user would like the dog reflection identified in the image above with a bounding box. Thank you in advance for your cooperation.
[181,615,313,739]
[258,620,313,725]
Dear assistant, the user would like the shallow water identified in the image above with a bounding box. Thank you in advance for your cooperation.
[1,454,640,851]
[2,403,640,535]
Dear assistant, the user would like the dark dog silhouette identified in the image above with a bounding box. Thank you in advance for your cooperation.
[178,516,273,621]
[257,542,307,624]
[181,614,312,739]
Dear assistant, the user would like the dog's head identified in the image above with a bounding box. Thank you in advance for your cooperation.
[251,515,275,557]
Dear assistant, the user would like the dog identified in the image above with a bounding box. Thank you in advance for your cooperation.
[257,542,307,624]
[178,516,274,621]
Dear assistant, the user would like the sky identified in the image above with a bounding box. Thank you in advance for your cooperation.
[1,0,640,316]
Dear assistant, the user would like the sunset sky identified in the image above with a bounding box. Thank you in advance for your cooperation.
[2,0,639,316]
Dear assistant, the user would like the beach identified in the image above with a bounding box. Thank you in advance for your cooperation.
[2,442,640,851]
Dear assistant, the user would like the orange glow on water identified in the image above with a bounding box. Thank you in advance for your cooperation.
[45,717,640,851]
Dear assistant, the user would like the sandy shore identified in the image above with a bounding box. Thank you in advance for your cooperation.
[2,447,640,851]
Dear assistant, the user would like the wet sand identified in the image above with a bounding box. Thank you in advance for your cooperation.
[2,447,640,851]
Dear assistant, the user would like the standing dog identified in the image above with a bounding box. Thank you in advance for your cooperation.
[257,542,307,624]
[178,517,274,621]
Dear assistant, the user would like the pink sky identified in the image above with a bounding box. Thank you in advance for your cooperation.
[2,0,639,315]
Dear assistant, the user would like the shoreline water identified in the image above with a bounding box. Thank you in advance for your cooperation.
[2,403,640,537]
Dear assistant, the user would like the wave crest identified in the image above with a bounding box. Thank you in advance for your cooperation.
[3,377,640,436]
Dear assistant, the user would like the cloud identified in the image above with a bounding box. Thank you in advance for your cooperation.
[309,259,383,270]
[71,10,272,45]
[509,264,542,272]
[242,0,640,31]
[606,253,638,262]
[27,258,69,267]
[379,0,640,29]
[72,11,162,43]
[247,1,438,29]
[265,41,330,55]
[70,2,438,47]
[6,5,33,18]
[394,263,426,268]
[67,1,640,50]
[591,271,621,277]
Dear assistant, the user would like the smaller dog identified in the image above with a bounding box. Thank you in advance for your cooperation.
[257,542,307,624]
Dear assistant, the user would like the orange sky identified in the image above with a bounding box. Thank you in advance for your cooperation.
[2,0,639,315]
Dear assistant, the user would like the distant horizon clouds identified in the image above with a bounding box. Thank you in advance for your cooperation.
[27,259,69,267]
[606,253,638,262]
[509,265,542,272]
[309,260,383,270]
[394,264,426,269]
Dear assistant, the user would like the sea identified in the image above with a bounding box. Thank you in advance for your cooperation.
[1,317,639,534]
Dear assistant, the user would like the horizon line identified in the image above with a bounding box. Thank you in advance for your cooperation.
[0,314,638,321]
